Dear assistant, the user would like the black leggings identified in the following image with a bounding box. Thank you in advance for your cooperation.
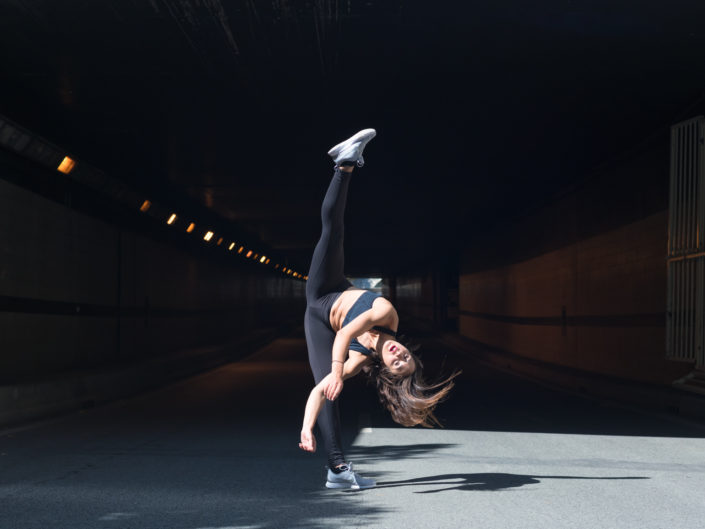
[304,167,353,469]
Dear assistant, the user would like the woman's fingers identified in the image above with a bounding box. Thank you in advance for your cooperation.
[324,379,343,401]
[300,431,317,452]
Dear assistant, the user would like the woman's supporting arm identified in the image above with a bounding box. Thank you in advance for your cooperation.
[299,382,326,452]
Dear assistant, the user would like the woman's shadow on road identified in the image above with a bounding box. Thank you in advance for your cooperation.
[346,443,648,494]
[375,472,649,493]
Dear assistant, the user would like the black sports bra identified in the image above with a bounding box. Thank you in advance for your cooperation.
[341,291,397,356]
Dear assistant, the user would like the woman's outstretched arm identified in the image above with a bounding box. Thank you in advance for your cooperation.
[299,354,368,452]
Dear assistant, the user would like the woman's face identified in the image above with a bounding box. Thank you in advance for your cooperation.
[380,339,416,376]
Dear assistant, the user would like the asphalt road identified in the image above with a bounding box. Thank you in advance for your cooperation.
[2,329,705,529]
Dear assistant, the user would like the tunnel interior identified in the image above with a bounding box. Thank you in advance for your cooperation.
[4,3,705,528]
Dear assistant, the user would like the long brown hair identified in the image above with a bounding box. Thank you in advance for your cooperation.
[365,339,460,428]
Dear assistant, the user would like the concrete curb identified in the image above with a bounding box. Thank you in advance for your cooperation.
[440,332,705,424]
[0,323,298,429]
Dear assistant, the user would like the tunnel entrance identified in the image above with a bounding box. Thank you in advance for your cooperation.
[348,277,384,290]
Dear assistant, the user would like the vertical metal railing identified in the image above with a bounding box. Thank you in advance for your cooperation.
[667,116,705,366]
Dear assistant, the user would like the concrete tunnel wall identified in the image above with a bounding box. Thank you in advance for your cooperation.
[396,275,435,323]
[458,134,694,387]
[0,175,307,381]
[0,162,312,425]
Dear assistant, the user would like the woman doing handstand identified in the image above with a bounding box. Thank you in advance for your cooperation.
[298,129,457,489]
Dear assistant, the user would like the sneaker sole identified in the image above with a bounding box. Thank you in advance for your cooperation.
[325,481,376,490]
[327,128,376,159]
[325,481,360,489]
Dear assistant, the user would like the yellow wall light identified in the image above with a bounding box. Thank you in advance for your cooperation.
[260,255,266,263]
[167,213,177,225]
[57,156,76,174]
[204,231,214,241]
[228,242,235,251]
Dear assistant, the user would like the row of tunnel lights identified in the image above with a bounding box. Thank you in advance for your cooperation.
[56,156,307,280]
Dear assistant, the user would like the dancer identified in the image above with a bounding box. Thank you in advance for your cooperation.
[298,129,458,490]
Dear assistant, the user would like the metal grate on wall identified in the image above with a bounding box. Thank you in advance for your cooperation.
[666,116,705,366]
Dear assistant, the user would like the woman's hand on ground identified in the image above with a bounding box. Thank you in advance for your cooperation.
[323,374,343,401]
[299,429,317,452]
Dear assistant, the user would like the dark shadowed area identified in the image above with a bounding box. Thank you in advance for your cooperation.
[2,0,705,274]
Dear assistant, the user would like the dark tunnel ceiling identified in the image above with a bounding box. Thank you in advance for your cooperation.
[2,0,705,276]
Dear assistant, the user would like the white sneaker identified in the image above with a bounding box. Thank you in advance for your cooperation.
[325,463,376,490]
[327,128,376,167]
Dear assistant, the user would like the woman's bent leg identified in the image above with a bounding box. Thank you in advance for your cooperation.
[306,167,353,302]
[305,308,346,468]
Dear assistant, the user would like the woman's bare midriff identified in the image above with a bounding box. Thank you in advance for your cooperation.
[329,287,366,331]
[329,287,397,341]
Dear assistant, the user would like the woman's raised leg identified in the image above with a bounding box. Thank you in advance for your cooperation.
[305,128,376,302]
[305,166,354,302]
